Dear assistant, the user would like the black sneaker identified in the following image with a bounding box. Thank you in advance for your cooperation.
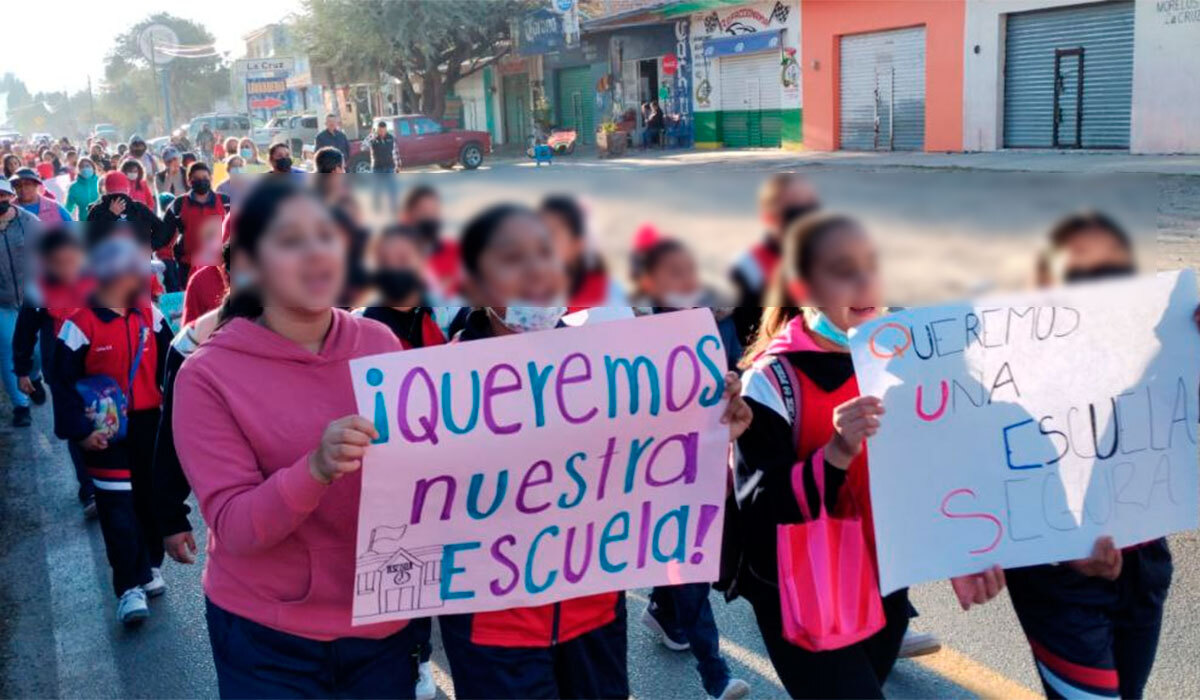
[29,379,47,405]
[12,406,32,428]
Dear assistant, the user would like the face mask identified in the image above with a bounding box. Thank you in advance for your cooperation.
[415,218,441,243]
[228,166,242,176]
[240,148,254,159]
[662,290,706,309]
[374,268,424,302]
[1064,264,1135,283]
[131,147,145,156]
[780,202,819,231]
[273,157,292,172]
[192,180,211,195]
[231,271,255,291]
[80,167,94,178]
[0,202,10,216]
[489,302,567,334]
[124,170,139,182]
[807,309,850,349]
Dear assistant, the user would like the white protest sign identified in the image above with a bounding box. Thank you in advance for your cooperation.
[350,310,730,624]
[850,270,1200,594]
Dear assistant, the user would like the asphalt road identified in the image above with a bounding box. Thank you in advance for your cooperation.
[2,153,1198,699]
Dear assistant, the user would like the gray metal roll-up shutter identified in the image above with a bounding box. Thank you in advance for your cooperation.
[1003,1,1134,149]
[839,27,926,151]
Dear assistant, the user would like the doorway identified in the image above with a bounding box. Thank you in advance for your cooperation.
[1052,48,1083,149]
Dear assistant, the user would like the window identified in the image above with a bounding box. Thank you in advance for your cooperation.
[215,117,232,131]
[234,117,251,131]
[415,118,443,135]
[302,117,318,129]
[398,120,413,137]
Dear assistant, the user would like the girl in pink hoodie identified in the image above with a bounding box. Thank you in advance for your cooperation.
[172,180,420,699]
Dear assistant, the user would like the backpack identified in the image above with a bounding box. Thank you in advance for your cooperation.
[74,322,148,443]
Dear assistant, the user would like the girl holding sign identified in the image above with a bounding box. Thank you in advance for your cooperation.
[438,203,752,700]
[172,180,424,699]
[733,213,1007,699]
[1005,212,1200,700]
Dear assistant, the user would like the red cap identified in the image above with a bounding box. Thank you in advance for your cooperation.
[632,223,662,252]
[102,171,131,196]
[36,163,55,180]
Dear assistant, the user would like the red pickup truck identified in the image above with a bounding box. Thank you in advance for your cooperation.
[348,114,491,172]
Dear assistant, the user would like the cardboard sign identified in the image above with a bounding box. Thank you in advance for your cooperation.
[850,270,1200,594]
[350,310,730,624]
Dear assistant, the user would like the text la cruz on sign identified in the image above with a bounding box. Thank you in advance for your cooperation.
[349,309,730,624]
[850,270,1200,595]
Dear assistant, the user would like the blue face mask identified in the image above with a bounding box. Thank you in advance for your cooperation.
[240,148,254,159]
[80,167,94,178]
[808,309,850,348]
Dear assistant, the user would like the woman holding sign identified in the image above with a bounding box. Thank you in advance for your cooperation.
[1004,212,1200,700]
[437,203,752,700]
[732,213,1007,699]
[172,180,424,699]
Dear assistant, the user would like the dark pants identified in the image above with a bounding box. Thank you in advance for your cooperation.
[161,259,185,293]
[89,409,163,594]
[747,581,909,699]
[1007,539,1172,699]
[37,325,92,502]
[411,616,433,664]
[206,599,420,699]
[440,600,629,700]
[650,583,730,697]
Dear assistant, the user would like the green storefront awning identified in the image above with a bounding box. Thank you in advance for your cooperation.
[658,0,750,18]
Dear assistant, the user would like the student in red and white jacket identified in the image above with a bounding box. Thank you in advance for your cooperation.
[162,161,229,287]
[732,213,1006,699]
[48,234,173,626]
[441,204,750,700]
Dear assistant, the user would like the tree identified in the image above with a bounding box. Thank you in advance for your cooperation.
[105,13,230,134]
[299,0,530,119]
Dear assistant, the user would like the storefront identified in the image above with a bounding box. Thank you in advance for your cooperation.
[687,1,802,149]
[959,0,1199,154]
[449,68,500,145]
[801,0,964,152]
[496,55,538,148]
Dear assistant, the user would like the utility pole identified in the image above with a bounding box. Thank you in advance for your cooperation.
[87,75,96,129]
[149,34,166,134]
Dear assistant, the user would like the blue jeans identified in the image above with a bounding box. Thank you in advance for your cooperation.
[651,583,731,697]
[0,307,30,409]
[206,599,420,699]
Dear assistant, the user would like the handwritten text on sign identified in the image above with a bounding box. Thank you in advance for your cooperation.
[350,310,730,623]
[850,271,1200,594]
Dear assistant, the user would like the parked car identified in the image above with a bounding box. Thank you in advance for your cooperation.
[275,114,320,154]
[186,113,254,145]
[349,115,491,172]
[93,123,120,143]
[251,116,282,149]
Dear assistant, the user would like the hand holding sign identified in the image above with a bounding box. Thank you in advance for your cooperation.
[309,415,380,485]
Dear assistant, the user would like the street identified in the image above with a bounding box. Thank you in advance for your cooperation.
[2,152,1198,699]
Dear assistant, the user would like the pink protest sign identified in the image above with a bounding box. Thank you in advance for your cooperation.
[349,309,730,624]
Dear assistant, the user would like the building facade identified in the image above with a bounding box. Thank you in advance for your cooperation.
[963,0,1200,154]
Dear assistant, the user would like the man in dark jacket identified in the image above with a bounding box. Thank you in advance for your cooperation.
[314,114,351,158]
[86,172,171,251]
[365,120,398,213]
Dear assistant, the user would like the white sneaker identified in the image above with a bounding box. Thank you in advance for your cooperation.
[142,567,166,598]
[640,606,690,651]
[415,660,436,700]
[712,678,751,700]
[899,629,942,658]
[117,588,150,626]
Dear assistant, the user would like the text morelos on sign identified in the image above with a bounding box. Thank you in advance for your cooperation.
[350,310,731,624]
[850,270,1200,594]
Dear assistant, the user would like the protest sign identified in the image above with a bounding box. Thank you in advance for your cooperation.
[350,309,730,624]
[850,270,1200,594]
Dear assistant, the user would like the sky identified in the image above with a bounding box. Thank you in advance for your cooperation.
[7,0,303,95]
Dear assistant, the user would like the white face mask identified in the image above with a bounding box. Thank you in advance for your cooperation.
[662,290,705,309]
[488,302,567,333]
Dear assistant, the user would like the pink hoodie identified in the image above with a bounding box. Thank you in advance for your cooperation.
[173,309,406,641]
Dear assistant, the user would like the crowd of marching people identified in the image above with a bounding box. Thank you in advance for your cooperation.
[3,128,1199,700]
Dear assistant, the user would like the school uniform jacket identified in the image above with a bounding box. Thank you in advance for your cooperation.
[50,304,172,445]
[454,308,623,647]
[357,305,446,349]
[731,324,874,602]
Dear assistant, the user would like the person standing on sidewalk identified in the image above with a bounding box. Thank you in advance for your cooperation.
[315,114,351,159]
[365,121,398,213]
[0,177,39,427]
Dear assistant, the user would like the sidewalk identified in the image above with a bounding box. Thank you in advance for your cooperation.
[488,145,1200,176]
